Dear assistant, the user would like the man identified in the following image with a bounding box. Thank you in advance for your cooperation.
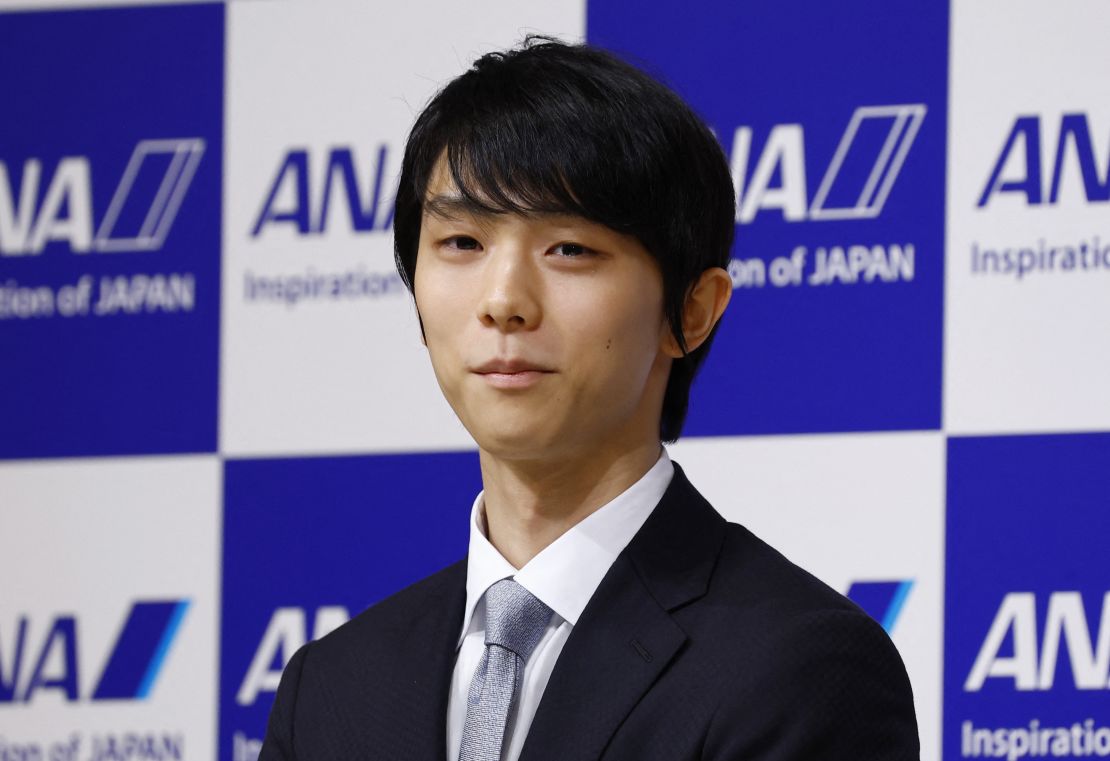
[261,38,919,761]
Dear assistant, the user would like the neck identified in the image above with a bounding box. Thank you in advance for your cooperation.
[478,439,663,569]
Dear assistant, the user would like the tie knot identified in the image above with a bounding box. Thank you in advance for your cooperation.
[482,579,553,660]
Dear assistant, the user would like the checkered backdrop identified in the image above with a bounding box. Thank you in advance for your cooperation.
[1,2,1108,760]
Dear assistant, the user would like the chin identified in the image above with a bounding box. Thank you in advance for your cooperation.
[470,426,562,461]
[457,403,562,453]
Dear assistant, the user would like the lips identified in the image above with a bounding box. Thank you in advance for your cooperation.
[471,358,554,390]
[472,358,554,374]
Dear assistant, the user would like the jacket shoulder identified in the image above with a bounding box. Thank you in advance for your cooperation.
[308,558,466,669]
[260,559,466,759]
[697,521,905,670]
[694,522,919,759]
[713,521,861,617]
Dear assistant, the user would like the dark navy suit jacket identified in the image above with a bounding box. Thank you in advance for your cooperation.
[260,463,920,760]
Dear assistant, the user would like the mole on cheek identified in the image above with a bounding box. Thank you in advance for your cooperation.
[606,339,612,350]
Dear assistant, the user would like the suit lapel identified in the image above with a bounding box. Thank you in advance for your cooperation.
[519,464,726,761]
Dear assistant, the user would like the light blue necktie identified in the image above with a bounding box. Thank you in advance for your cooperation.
[459,578,554,761]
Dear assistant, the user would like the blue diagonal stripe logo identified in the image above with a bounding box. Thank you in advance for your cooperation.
[92,600,190,700]
[846,580,914,634]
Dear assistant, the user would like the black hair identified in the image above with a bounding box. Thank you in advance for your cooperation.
[393,36,735,442]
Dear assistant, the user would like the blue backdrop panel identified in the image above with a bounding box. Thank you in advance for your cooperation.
[588,0,947,435]
[945,433,1110,759]
[219,450,481,759]
[0,4,223,458]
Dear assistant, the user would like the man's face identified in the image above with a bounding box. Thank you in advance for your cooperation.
[413,158,673,463]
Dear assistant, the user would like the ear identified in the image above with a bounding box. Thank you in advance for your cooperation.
[662,267,732,358]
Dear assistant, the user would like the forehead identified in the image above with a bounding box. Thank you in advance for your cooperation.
[420,153,504,216]
[421,153,589,228]
[424,152,457,197]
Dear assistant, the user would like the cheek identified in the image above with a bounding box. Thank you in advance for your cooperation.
[415,267,465,340]
[414,278,469,389]
[565,279,664,380]
[605,277,665,352]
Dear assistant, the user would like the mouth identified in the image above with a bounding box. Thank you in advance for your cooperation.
[471,359,555,389]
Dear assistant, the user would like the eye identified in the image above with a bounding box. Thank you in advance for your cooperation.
[550,242,592,257]
[442,235,481,251]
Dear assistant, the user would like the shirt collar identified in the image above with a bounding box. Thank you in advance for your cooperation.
[460,449,674,643]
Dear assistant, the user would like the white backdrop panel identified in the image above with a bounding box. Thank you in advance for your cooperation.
[945,0,1110,435]
[0,456,221,759]
[221,0,585,457]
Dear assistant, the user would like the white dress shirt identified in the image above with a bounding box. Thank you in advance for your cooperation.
[446,450,675,761]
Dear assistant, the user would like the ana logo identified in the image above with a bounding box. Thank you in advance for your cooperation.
[730,104,926,224]
[0,600,189,704]
[236,606,349,706]
[251,145,395,238]
[965,591,1110,691]
[846,580,914,634]
[0,139,204,256]
[978,113,1109,207]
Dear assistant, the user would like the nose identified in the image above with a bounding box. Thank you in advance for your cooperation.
[477,247,541,332]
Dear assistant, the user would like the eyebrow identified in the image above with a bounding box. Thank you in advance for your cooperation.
[422,194,501,222]
[422,193,578,223]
